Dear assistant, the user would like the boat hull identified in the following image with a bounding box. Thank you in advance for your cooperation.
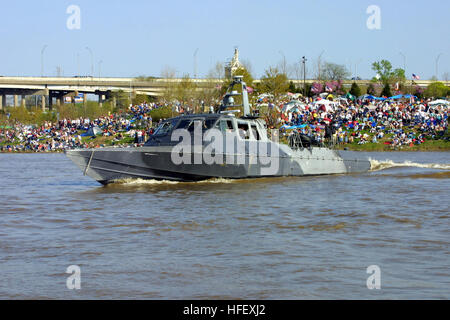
[65,145,371,184]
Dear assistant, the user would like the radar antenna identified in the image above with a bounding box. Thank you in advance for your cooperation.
[219,75,251,117]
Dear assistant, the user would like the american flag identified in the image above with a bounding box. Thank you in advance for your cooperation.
[412,74,420,80]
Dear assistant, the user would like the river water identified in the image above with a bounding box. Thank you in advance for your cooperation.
[0,151,449,299]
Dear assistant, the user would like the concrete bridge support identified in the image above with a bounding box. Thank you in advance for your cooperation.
[41,95,46,111]
[21,95,26,108]
[57,96,64,107]
[14,95,19,107]
[48,93,55,111]
[98,94,105,108]
[0,93,5,110]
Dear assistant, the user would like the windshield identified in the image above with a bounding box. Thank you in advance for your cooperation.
[153,119,178,135]
[175,118,217,131]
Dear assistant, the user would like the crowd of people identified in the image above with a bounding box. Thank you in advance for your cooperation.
[275,95,448,148]
[0,102,162,152]
[0,95,448,152]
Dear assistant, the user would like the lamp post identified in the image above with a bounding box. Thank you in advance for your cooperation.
[85,47,94,76]
[76,53,80,77]
[399,52,407,93]
[355,59,362,80]
[399,52,406,73]
[41,45,48,77]
[193,48,199,79]
[435,53,443,80]
[302,56,307,97]
[98,60,103,78]
[279,50,287,75]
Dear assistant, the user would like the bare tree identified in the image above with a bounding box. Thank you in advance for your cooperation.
[322,62,351,81]
[314,51,325,81]
[260,66,290,99]
[161,65,177,102]
[443,72,450,82]
[277,55,288,77]
[289,62,302,80]
[207,61,224,80]
[160,65,176,79]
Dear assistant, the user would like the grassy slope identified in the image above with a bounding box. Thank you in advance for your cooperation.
[335,139,450,152]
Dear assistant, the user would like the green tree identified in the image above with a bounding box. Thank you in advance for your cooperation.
[381,83,392,97]
[424,82,449,98]
[260,67,289,98]
[132,94,150,105]
[304,83,313,97]
[149,105,173,123]
[288,81,299,93]
[349,82,361,97]
[367,83,377,95]
[220,66,254,95]
[371,60,405,86]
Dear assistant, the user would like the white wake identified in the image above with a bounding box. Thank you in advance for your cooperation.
[111,177,234,185]
[369,159,450,171]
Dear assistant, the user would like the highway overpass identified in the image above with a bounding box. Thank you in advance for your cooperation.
[0,76,447,111]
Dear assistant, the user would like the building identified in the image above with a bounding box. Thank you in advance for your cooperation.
[224,48,244,79]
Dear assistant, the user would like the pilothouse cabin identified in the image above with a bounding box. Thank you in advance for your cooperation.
[145,114,268,146]
[145,75,269,146]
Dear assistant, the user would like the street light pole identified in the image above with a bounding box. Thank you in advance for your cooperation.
[302,56,307,97]
[399,52,406,74]
[77,53,80,77]
[41,45,48,77]
[279,50,287,75]
[435,53,443,80]
[355,59,362,80]
[98,60,103,78]
[193,48,199,79]
[86,47,94,76]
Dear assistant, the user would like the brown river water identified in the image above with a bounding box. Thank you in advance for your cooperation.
[0,152,449,299]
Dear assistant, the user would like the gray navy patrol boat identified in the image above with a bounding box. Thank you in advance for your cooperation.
[66,76,371,184]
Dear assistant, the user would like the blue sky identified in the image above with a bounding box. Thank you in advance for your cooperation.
[0,0,449,79]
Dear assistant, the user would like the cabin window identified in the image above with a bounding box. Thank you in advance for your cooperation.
[237,122,251,140]
[205,119,218,129]
[176,118,217,132]
[217,120,234,132]
[154,120,177,135]
[250,124,261,140]
[176,119,194,130]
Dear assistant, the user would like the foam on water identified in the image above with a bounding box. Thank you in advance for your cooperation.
[369,159,450,171]
[112,177,234,185]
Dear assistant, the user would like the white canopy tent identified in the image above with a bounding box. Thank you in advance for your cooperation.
[281,100,306,113]
[312,99,338,112]
[428,99,449,106]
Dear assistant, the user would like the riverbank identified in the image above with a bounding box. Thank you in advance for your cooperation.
[335,139,450,152]
[1,134,449,153]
